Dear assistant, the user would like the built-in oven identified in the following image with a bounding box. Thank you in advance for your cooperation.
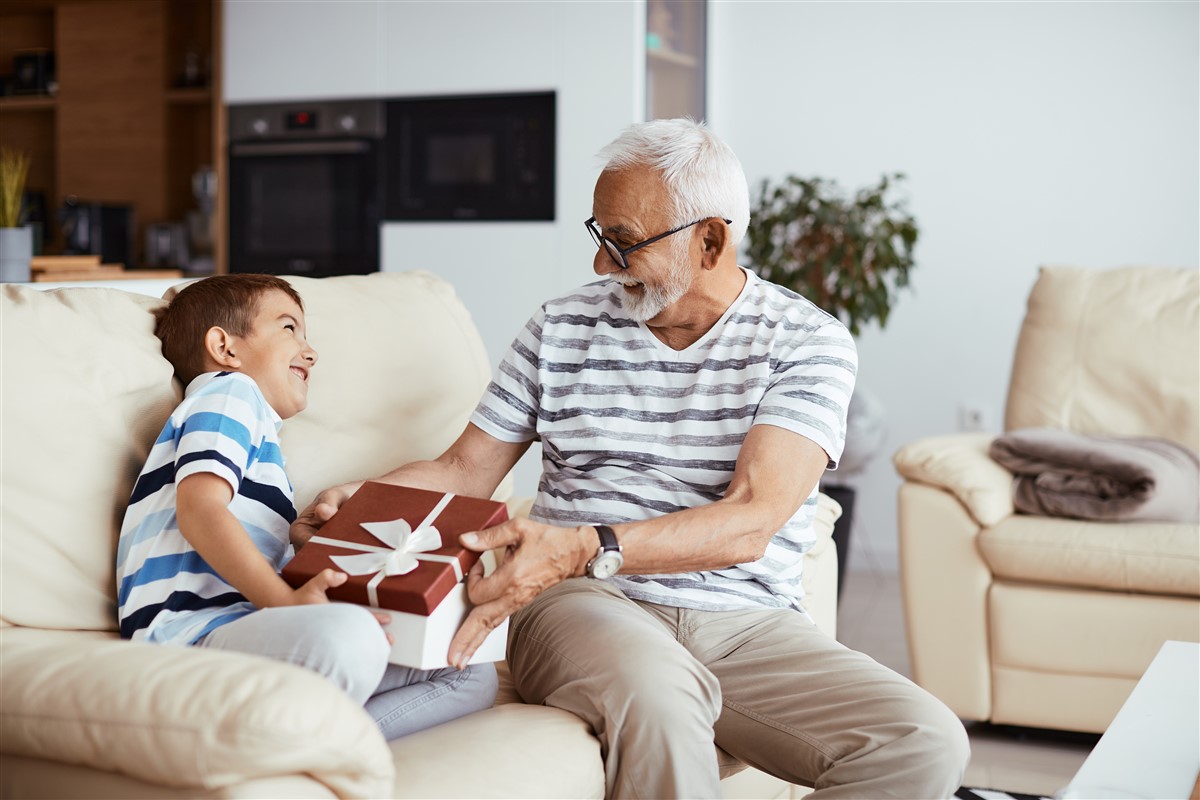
[228,99,383,277]
[384,91,555,221]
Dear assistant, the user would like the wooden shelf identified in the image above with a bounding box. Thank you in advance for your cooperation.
[0,0,59,12]
[647,46,698,69]
[32,267,184,282]
[165,87,212,105]
[0,95,57,112]
[0,0,225,273]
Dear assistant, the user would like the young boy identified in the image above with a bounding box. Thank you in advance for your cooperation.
[116,274,496,740]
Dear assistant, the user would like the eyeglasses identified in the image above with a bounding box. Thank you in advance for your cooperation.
[585,216,732,270]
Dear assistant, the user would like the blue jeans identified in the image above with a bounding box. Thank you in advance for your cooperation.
[198,603,498,740]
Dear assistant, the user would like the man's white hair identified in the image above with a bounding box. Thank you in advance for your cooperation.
[597,118,750,247]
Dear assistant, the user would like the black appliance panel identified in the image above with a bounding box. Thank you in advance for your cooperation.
[58,199,133,266]
[13,50,55,95]
[228,100,383,277]
[385,92,555,221]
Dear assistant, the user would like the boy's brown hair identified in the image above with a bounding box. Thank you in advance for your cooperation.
[155,274,305,386]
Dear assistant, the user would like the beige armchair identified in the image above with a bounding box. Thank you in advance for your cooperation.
[894,265,1200,734]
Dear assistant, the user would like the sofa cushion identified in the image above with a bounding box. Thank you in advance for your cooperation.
[388,703,605,799]
[978,515,1200,596]
[0,627,394,797]
[163,271,506,510]
[0,755,339,799]
[989,582,1198,733]
[1006,265,1199,452]
[1,286,177,632]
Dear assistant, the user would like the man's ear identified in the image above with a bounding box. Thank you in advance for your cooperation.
[698,218,728,271]
[204,326,241,369]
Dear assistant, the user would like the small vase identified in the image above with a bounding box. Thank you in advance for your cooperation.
[0,226,33,283]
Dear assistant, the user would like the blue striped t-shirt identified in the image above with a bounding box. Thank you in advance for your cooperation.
[470,268,858,614]
[116,371,296,645]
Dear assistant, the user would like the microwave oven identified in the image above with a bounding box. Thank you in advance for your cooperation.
[384,91,555,221]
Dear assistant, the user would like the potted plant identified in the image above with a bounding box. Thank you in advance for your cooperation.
[0,147,32,283]
[744,173,918,597]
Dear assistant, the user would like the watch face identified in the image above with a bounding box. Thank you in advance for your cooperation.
[590,551,623,579]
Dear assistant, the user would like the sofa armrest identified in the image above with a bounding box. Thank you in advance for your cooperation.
[803,492,841,639]
[0,628,393,799]
[897,482,994,722]
[893,433,1015,526]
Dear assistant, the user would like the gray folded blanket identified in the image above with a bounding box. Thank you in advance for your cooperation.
[989,428,1200,523]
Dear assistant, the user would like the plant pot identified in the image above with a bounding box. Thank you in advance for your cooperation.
[0,225,32,283]
[822,484,855,605]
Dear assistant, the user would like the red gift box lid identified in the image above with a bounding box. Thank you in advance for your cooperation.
[282,482,508,615]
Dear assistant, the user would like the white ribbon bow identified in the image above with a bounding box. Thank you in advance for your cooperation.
[308,492,459,607]
[330,519,445,578]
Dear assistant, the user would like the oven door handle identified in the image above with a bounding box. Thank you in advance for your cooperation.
[229,140,372,157]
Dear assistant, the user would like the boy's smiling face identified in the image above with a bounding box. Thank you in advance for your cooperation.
[226,289,317,419]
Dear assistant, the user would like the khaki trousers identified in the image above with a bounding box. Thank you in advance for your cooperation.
[508,579,969,800]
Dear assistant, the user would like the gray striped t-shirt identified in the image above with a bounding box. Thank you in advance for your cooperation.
[470,267,857,613]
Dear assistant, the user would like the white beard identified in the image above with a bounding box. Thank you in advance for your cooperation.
[613,239,694,322]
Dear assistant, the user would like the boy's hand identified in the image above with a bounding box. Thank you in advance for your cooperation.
[287,569,395,645]
[372,610,394,646]
[290,481,362,548]
[288,568,348,604]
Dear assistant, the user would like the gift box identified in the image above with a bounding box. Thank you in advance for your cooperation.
[282,482,509,669]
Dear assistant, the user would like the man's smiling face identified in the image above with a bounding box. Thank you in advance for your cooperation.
[591,165,698,324]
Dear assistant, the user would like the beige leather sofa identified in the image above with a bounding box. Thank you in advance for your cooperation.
[0,271,841,799]
[894,265,1200,734]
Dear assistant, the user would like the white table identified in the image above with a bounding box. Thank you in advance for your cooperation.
[1060,640,1200,800]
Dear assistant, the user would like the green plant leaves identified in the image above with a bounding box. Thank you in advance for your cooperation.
[745,172,917,335]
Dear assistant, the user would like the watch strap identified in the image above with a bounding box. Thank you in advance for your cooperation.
[586,524,623,579]
[593,524,619,552]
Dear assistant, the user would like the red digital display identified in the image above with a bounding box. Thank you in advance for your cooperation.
[286,110,318,131]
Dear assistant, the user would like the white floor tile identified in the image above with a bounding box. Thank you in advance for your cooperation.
[962,724,1095,796]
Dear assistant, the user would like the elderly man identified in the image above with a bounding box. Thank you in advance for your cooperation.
[295,119,969,798]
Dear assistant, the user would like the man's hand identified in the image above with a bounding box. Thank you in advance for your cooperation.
[447,518,592,669]
[290,481,362,548]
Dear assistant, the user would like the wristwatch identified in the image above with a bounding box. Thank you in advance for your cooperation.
[585,524,624,579]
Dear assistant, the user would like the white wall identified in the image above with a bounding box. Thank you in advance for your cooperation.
[224,2,1199,556]
[710,1,1200,571]
[225,1,383,102]
[224,0,647,497]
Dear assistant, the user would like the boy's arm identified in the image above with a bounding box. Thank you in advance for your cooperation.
[176,473,346,607]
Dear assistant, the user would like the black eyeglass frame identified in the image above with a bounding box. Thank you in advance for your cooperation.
[585,216,733,270]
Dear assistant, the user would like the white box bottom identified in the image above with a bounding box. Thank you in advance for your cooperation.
[372,581,508,670]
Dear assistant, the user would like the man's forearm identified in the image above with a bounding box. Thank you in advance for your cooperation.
[583,425,831,576]
[375,424,530,501]
[375,454,496,499]
[589,493,787,576]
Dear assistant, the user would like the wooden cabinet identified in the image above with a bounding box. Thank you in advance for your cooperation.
[0,0,224,272]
